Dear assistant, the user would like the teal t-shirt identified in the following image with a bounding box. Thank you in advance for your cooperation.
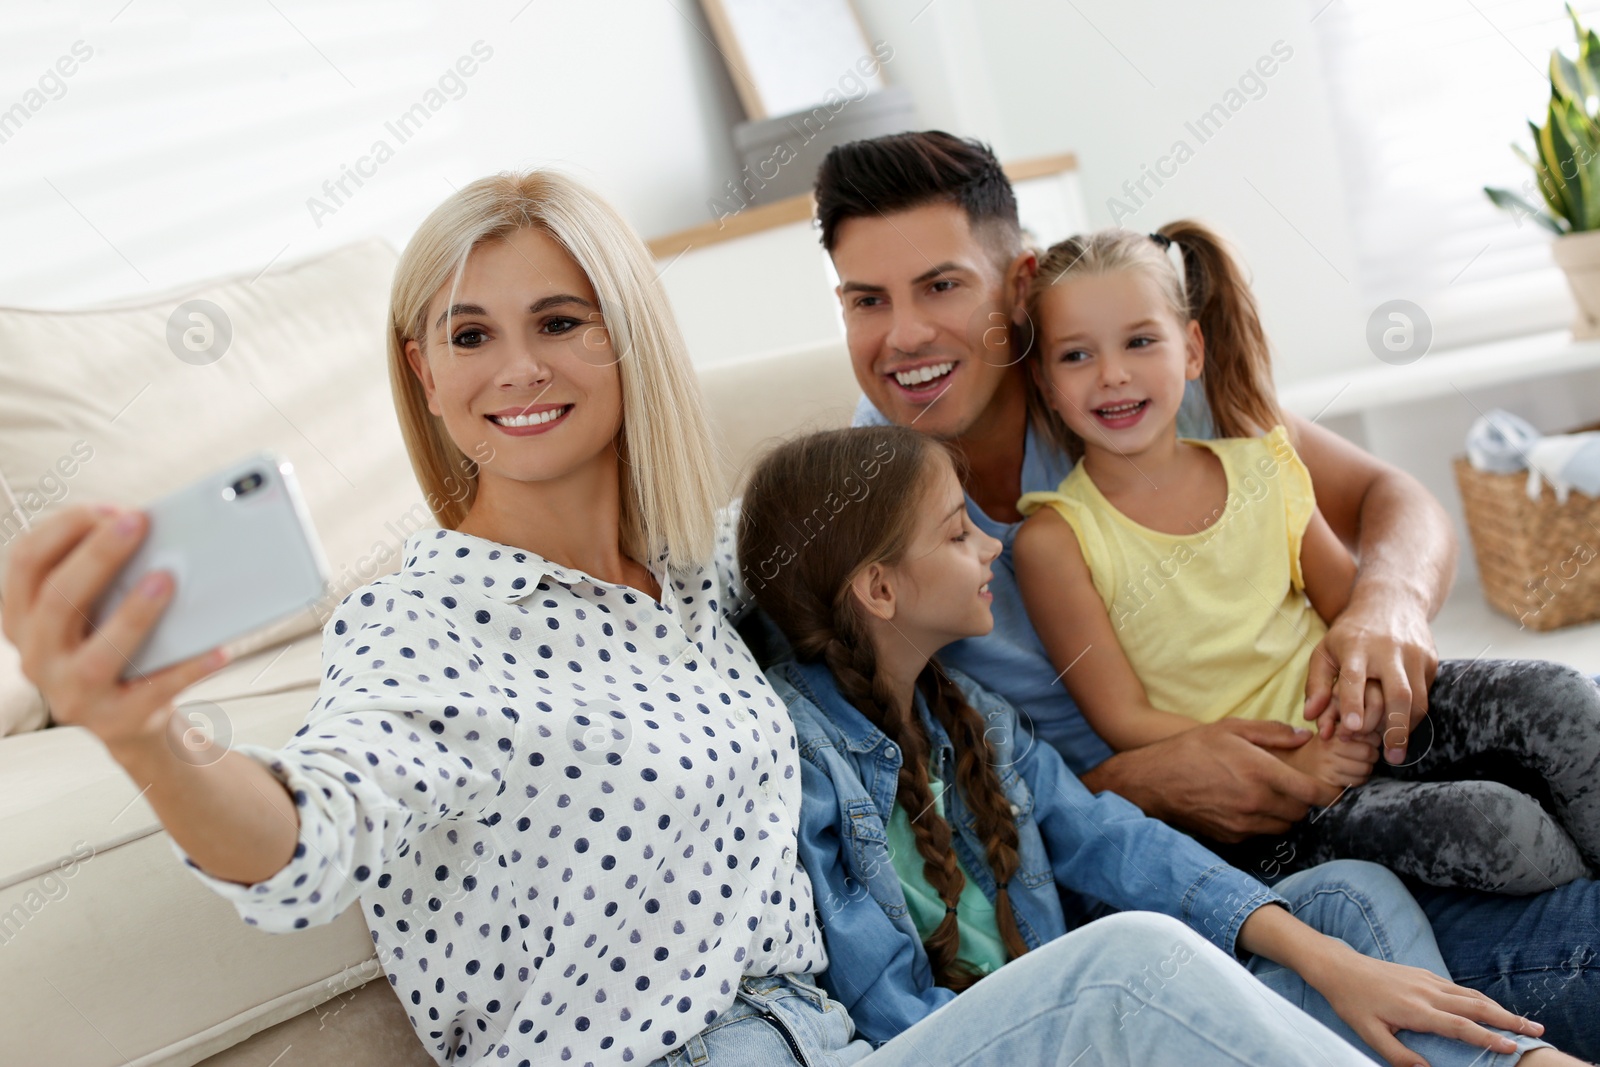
[884,765,1008,976]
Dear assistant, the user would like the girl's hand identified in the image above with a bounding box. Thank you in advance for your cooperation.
[1315,677,1388,741]
[0,504,228,756]
[1309,944,1544,1067]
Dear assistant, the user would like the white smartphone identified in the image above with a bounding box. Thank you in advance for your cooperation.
[90,451,331,680]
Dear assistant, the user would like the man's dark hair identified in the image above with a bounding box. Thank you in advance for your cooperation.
[813,130,1020,256]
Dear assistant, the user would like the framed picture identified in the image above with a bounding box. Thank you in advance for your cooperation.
[698,0,888,119]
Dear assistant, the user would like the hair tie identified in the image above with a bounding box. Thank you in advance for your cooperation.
[945,904,958,915]
[1148,232,1187,293]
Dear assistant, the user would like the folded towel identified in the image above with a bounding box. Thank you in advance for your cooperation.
[1465,409,1600,503]
[1528,435,1600,502]
[1465,409,1539,473]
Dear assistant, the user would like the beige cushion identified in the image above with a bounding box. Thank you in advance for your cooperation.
[0,638,376,1067]
[696,340,858,498]
[0,634,46,736]
[0,239,429,733]
[0,468,51,736]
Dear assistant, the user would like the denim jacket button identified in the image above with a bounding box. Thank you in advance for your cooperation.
[1009,802,1021,816]
[885,745,898,761]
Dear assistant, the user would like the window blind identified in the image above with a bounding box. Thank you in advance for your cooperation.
[1310,0,1600,347]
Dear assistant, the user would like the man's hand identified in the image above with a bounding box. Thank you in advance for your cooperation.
[1302,587,1438,766]
[1286,412,1452,770]
[1080,719,1344,842]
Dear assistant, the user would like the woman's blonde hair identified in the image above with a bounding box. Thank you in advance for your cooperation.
[387,170,721,567]
[1022,220,1282,460]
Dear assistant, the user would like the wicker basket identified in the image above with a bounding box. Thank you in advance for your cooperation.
[1453,422,1600,631]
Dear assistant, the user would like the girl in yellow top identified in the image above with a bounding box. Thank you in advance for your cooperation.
[1011,221,1600,895]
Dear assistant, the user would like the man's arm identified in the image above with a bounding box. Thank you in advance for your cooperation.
[1284,412,1456,763]
[1076,718,1343,842]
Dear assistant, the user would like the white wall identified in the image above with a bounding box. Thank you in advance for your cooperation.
[2,0,1367,387]
[856,0,1366,386]
[0,0,745,309]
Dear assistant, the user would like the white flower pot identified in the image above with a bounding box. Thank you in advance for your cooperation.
[1551,228,1600,339]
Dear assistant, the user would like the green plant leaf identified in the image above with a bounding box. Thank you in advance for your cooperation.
[1527,112,1577,224]
[1513,140,1569,219]
[1580,29,1600,104]
[1538,166,1568,219]
[1549,99,1589,229]
[1566,3,1600,113]
[1558,96,1600,229]
[1553,49,1586,105]
[1538,111,1578,225]
[1486,185,1568,234]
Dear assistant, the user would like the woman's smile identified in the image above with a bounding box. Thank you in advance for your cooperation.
[486,402,574,435]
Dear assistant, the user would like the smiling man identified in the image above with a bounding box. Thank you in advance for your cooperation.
[811,129,1600,1056]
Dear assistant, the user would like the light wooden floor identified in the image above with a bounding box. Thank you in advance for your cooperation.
[1434,578,1600,675]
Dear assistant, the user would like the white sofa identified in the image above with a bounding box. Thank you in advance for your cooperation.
[0,240,861,1067]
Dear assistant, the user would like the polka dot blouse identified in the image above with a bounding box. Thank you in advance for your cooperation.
[171,508,826,1066]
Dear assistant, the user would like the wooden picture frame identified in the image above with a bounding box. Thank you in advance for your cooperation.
[698,0,887,120]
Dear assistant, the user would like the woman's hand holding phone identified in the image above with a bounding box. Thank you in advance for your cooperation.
[1,503,229,759]
[3,502,304,888]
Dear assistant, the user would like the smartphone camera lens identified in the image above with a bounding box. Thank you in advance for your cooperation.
[221,470,268,501]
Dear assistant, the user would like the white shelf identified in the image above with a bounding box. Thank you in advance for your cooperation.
[1279,330,1600,420]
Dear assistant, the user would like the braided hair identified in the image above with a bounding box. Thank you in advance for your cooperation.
[738,425,1030,989]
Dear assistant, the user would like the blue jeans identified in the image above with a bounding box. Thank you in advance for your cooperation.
[1215,673,1600,1060]
[1417,877,1600,1058]
[651,912,1372,1067]
[1250,861,1549,1066]
[1394,670,1600,1059]
[649,864,1548,1067]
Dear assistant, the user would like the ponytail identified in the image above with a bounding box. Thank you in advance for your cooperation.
[1157,220,1282,438]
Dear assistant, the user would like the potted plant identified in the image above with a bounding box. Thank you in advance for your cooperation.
[1486,3,1600,338]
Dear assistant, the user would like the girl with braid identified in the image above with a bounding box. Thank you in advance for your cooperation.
[738,424,1579,1067]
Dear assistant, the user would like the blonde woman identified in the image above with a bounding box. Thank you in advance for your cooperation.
[0,172,1481,1066]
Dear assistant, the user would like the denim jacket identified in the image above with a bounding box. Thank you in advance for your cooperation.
[768,657,1285,1048]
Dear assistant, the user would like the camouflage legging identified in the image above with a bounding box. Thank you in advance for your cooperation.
[1284,658,1600,895]
[1203,659,1600,895]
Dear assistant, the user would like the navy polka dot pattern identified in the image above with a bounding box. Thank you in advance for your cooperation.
[171,505,824,1066]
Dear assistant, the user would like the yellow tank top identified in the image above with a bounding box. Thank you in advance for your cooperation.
[1016,426,1324,727]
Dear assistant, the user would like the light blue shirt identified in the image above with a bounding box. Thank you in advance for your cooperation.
[851,379,1214,774]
